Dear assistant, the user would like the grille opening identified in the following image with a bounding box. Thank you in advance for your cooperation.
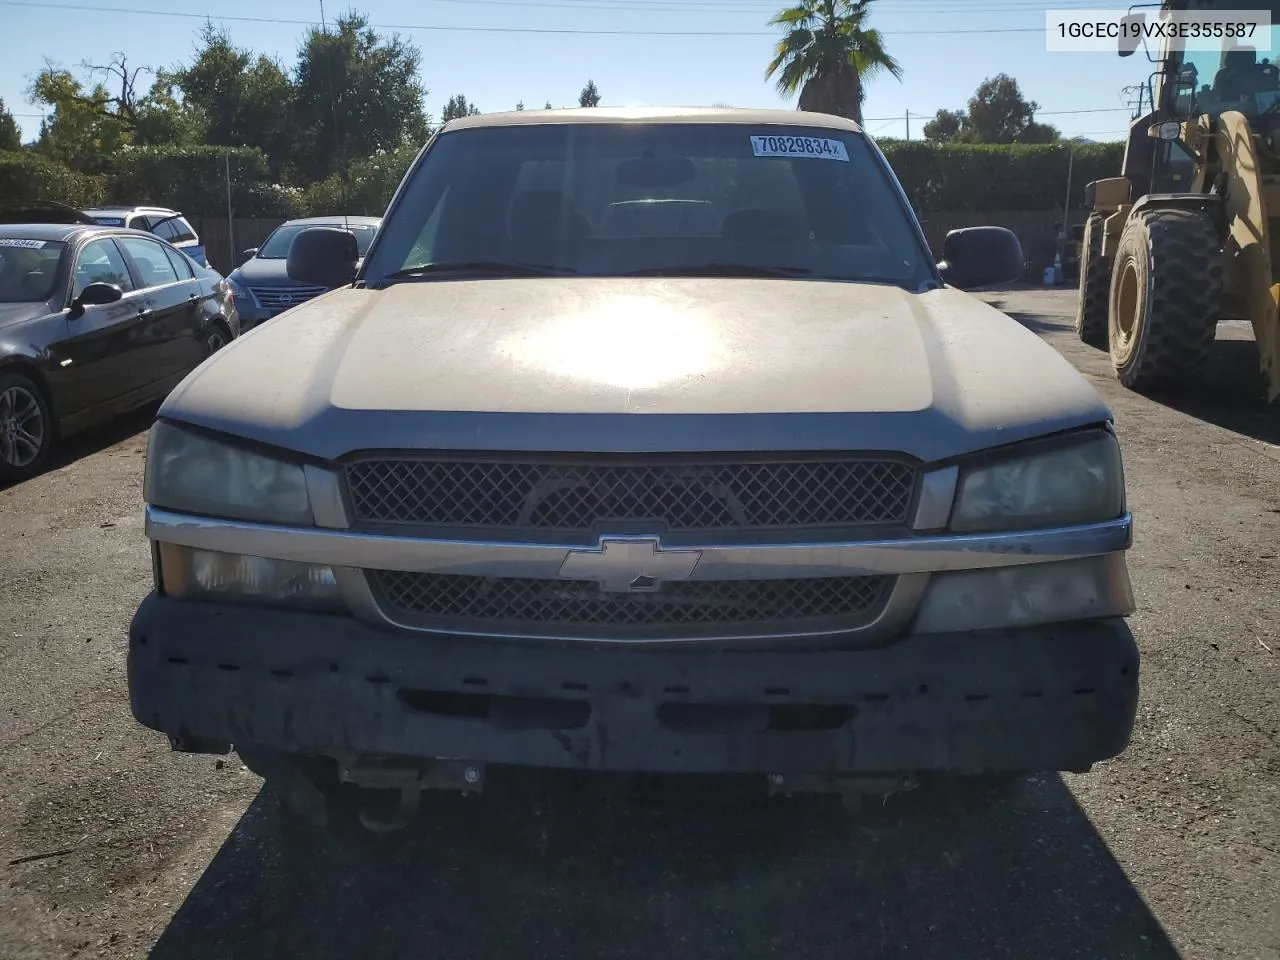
[658,703,769,734]
[398,690,590,730]
[766,704,856,731]
[345,454,918,533]
[656,702,855,733]
[370,570,892,636]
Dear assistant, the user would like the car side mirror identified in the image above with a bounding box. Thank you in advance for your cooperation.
[69,281,123,318]
[240,247,258,265]
[1118,13,1144,57]
[286,228,358,289]
[937,227,1024,290]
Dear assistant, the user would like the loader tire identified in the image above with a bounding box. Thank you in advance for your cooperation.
[1108,208,1221,391]
[1075,214,1110,347]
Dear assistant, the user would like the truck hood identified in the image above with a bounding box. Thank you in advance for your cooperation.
[161,277,1111,463]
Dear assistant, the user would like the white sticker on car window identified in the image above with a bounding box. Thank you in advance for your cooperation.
[750,135,849,161]
[0,238,48,248]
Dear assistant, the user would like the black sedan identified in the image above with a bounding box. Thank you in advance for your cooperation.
[0,222,239,480]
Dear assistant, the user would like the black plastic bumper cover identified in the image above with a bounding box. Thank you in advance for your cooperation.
[127,595,1140,776]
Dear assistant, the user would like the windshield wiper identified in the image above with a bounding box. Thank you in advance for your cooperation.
[619,262,813,278]
[380,260,577,281]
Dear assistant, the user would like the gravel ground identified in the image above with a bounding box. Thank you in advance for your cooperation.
[1,287,1277,960]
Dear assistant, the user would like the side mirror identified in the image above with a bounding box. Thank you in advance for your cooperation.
[937,226,1024,290]
[286,227,358,289]
[69,281,123,318]
[240,247,258,265]
[1118,13,1144,57]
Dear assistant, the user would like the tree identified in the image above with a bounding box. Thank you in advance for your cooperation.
[0,99,20,151]
[174,24,296,171]
[922,108,967,142]
[132,71,205,147]
[441,94,480,122]
[28,66,132,173]
[765,0,901,124]
[544,100,552,109]
[293,12,429,183]
[579,79,600,107]
[925,74,1060,144]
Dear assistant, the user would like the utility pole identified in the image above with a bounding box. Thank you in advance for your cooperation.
[225,151,234,270]
[905,109,910,141]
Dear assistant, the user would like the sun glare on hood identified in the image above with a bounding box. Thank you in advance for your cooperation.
[495,292,728,390]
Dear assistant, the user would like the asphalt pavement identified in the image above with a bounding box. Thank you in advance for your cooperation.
[1,287,1277,960]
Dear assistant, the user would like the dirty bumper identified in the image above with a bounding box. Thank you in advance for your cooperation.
[128,596,1139,776]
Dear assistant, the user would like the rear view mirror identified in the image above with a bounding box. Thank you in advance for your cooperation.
[937,226,1024,290]
[240,248,258,264]
[616,156,697,188]
[1118,13,1144,57]
[286,227,358,289]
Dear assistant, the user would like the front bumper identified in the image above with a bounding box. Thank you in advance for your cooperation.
[128,595,1139,776]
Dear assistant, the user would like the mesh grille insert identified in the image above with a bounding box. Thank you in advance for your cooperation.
[370,570,892,635]
[346,456,918,532]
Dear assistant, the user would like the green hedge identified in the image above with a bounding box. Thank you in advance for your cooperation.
[298,143,421,217]
[103,146,300,218]
[0,150,106,206]
[878,141,1126,213]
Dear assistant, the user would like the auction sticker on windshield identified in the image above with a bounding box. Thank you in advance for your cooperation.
[750,135,850,161]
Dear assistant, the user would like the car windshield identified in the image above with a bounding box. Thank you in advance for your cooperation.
[259,222,378,259]
[0,239,66,303]
[364,123,934,288]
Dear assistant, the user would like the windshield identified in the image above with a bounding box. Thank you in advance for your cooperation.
[0,239,66,303]
[259,222,378,259]
[1165,0,1280,120]
[364,123,933,287]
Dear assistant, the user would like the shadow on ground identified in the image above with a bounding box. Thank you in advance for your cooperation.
[149,770,1178,960]
[0,403,157,492]
[995,304,1279,447]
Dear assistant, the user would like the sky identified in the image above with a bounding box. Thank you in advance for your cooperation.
[0,0,1157,146]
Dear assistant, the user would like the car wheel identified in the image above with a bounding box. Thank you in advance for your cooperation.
[0,372,52,482]
[202,324,230,359]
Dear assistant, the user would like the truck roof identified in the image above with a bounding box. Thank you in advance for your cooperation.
[441,106,865,134]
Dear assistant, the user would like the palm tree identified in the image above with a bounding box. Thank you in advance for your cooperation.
[765,0,902,125]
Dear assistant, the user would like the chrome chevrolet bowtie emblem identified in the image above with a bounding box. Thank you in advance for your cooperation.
[559,537,702,593]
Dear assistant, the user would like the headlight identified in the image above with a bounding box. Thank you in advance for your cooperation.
[227,276,255,306]
[144,421,313,524]
[949,431,1124,533]
[913,554,1134,634]
[157,544,343,611]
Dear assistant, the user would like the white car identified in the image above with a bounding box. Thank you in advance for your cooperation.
[82,205,208,268]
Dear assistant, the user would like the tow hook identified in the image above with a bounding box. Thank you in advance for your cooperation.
[337,757,486,833]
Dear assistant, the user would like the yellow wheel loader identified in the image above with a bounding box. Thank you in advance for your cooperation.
[1077,0,1280,402]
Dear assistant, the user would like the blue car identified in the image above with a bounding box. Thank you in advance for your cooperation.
[226,216,381,331]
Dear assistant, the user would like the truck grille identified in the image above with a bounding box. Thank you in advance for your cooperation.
[345,455,918,533]
[248,284,328,314]
[369,570,893,638]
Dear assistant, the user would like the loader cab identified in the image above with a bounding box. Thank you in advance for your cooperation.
[1139,0,1280,193]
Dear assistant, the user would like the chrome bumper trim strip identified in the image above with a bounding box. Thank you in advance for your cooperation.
[145,508,1132,580]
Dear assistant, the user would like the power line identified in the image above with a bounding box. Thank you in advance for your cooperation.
[861,106,1133,122]
[0,0,1047,35]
